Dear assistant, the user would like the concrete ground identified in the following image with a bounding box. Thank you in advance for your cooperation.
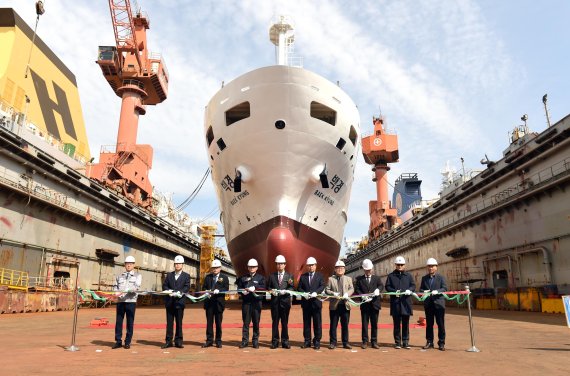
[0,302,568,375]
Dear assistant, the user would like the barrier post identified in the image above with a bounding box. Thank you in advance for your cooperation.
[465,285,480,352]
[65,263,80,352]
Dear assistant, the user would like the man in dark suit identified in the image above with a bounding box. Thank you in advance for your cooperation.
[354,258,383,349]
[267,254,295,349]
[297,256,325,350]
[202,259,229,348]
[161,255,191,349]
[385,256,416,349]
[420,257,448,351]
[237,258,266,349]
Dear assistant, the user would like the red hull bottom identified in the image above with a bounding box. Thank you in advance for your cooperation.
[227,216,340,282]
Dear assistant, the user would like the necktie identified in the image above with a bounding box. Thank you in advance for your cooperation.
[309,273,313,285]
[213,275,218,289]
[278,273,283,285]
[338,276,343,296]
[429,276,434,289]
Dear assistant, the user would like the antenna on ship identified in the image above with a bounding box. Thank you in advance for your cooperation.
[24,1,46,78]
[269,16,295,66]
[543,94,552,128]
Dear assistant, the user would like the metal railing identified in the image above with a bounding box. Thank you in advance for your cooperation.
[28,276,74,291]
[0,268,29,290]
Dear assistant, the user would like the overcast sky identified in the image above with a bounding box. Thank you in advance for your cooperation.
[4,0,569,253]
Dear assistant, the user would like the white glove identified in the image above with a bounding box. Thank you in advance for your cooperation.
[176,291,183,298]
[248,286,255,292]
[404,289,412,295]
[333,292,340,297]
[374,289,380,296]
[242,290,249,295]
[213,289,220,294]
[342,293,349,299]
[204,292,211,298]
[310,292,317,298]
[431,290,438,295]
[124,288,131,293]
[279,290,287,295]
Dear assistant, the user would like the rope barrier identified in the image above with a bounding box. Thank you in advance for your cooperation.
[77,288,471,307]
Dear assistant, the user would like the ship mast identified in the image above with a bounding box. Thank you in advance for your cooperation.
[269,16,295,66]
[87,0,169,212]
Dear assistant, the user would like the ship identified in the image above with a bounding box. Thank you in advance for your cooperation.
[345,101,570,313]
[204,17,360,279]
[0,6,234,313]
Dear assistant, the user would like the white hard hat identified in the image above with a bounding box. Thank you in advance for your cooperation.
[362,259,373,270]
[426,258,438,266]
[275,255,286,263]
[247,258,258,267]
[306,257,317,265]
[211,259,222,268]
[125,255,135,263]
[174,255,184,264]
[394,256,406,265]
[335,260,345,267]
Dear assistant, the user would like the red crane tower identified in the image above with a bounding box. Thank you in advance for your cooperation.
[361,116,400,239]
[87,0,169,211]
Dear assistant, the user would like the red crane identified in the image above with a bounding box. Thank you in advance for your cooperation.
[87,0,169,211]
[361,116,400,239]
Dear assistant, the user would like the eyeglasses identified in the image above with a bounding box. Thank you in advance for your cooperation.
[395,264,404,266]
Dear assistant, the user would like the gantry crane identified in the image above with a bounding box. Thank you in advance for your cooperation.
[87,0,169,211]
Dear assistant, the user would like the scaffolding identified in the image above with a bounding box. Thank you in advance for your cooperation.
[199,224,217,289]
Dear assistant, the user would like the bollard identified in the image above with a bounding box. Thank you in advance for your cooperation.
[65,264,80,352]
[465,285,480,352]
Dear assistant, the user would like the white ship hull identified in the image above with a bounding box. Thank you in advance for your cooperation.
[204,65,360,278]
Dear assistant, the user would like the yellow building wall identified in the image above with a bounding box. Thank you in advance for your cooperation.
[0,10,90,160]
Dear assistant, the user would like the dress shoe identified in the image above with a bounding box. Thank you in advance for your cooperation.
[282,342,291,349]
[239,342,248,349]
[314,342,320,350]
[201,342,213,348]
[343,344,352,350]
[361,342,367,349]
[175,343,184,349]
[394,343,402,349]
[403,343,411,349]
[423,342,434,350]
[161,342,173,349]
[371,343,380,349]
[438,345,445,351]
[328,344,336,350]
[270,342,278,349]
[252,342,259,349]
[112,343,122,349]
[124,344,130,349]
[216,342,222,348]
[301,342,311,349]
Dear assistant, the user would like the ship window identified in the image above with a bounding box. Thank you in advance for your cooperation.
[226,101,250,126]
[217,138,227,151]
[206,126,214,147]
[310,101,336,125]
[336,138,346,150]
[349,125,357,146]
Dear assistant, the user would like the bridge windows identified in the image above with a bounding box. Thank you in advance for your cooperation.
[226,102,250,126]
[310,101,336,126]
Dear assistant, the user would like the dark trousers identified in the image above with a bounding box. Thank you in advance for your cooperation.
[165,305,185,344]
[270,304,291,343]
[425,304,446,345]
[115,302,136,345]
[360,305,380,344]
[392,314,410,345]
[302,306,322,344]
[241,303,261,343]
[206,307,224,343]
[329,305,350,345]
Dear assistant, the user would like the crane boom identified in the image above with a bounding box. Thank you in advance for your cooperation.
[108,0,142,72]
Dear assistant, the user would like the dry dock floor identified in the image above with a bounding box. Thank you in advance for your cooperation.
[0,303,568,375]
